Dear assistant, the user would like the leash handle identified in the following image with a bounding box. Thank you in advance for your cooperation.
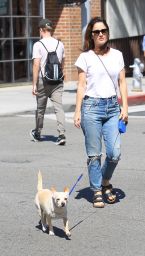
[69,174,83,196]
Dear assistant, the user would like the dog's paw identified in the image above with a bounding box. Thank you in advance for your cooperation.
[49,230,55,236]
[66,231,71,237]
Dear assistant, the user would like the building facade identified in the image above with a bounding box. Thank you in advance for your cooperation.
[0,0,144,85]
[0,0,103,84]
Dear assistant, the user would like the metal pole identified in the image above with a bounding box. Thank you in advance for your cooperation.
[42,0,45,18]
[81,0,91,43]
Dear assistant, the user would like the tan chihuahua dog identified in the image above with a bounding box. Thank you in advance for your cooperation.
[34,171,71,237]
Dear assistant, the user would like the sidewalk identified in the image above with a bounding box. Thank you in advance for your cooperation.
[0,78,145,116]
[119,77,145,106]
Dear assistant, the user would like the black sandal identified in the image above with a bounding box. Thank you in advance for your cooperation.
[102,184,116,204]
[93,192,105,208]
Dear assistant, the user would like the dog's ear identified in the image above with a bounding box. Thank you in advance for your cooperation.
[50,187,56,192]
[64,187,69,192]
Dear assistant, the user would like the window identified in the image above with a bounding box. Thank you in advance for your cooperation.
[0,0,10,16]
[0,39,11,60]
[0,0,43,84]
[0,17,11,37]
[12,0,26,15]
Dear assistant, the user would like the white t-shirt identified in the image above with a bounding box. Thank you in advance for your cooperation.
[75,48,124,98]
[32,37,65,77]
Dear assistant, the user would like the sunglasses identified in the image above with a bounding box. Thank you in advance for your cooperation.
[92,29,108,36]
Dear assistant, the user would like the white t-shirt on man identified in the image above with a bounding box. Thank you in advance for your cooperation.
[75,48,124,98]
[32,37,65,78]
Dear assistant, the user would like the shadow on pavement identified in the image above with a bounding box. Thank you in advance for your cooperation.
[64,89,76,93]
[35,221,71,240]
[41,135,57,142]
[75,187,93,203]
[75,186,126,204]
[113,187,126,203]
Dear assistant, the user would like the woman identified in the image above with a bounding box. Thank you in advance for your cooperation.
[74,17,128,208]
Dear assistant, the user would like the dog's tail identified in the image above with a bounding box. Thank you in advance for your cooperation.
[37,170,43,191]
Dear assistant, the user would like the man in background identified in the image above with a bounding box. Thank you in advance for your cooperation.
[30,18,66,145]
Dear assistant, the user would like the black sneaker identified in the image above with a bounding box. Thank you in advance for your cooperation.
[56,134,66,145]
[30,129,41,142]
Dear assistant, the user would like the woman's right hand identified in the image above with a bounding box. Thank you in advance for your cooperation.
[74,111,81,128]
[73,68,86,128]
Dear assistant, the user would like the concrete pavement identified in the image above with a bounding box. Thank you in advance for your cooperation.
[0,112,145,256]
[0,81,77,116]
[0,78,145,256]
[0,78,145,116]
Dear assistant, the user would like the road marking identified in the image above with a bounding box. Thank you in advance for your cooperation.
[128,104,145,112]
[128,116,145,119]
[17,105,145,123]
[17,113,75,123]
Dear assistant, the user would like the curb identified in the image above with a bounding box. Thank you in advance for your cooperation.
[118,94,145,106]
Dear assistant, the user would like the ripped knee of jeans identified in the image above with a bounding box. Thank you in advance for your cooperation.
[87,154,102,165]
[109,153,121,164]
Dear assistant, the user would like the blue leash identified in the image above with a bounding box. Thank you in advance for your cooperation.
[69,173,83,196]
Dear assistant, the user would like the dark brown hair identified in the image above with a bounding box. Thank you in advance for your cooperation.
[83,17,109,52]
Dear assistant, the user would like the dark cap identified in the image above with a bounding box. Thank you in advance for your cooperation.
[38,19,53,29]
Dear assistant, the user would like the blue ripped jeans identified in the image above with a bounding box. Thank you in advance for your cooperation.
[81,96,121,192]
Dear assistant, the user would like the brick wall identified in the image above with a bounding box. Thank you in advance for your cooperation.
[45,0,102,81]
[91,0,102,18]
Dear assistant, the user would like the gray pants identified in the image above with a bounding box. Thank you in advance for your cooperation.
[35,81,65,135]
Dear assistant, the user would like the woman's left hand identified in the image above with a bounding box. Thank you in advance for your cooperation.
[119,108,128,123]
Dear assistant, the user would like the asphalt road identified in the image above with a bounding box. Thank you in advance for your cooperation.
[129,111,145,116]
[0,113,145,256]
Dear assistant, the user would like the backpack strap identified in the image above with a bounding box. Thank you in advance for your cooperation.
[38,41,48,80]
[39,40,59,53]
[39,41,49,53]
[55,40,59,52]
